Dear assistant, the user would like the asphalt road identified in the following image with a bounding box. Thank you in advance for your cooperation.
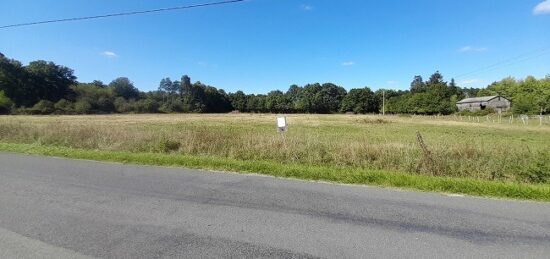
[0,153,549,258]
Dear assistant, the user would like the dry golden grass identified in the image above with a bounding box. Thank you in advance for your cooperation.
[1,113,549,183]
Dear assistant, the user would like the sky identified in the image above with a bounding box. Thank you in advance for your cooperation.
[1,0,549,93]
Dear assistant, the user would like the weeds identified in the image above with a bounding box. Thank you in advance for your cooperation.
[0,114,548,184]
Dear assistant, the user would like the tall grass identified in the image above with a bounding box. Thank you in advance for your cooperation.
[0,114,549,184]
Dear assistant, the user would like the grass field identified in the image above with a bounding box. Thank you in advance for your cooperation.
[1,114,549,200]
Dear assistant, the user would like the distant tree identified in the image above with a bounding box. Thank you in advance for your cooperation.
[0,90,13,114]
[318,83,347,113]
[0,56,76,107]
[135,98,159,113]
[171,80,181,96]
[91,80,106,88]
[202,86,232,113]
[246,94,267,113]
[54,99,74,114]
[30,100,55,114]
[25,60,77,104]
[180,75,203,112]
[109,77,139,100]
[158,77,172,102]
[294,83,346,113]
[285,84,303,112]
[71,83,115,113]
[229,91,248,112]
[266,90,290,113]
[158,78,173,93]
[74,99,93,114]
[340,87,377,114]
[410,75,425,93]
[427,71,445,85]
[0,55,27,106]
[180,75,192,97]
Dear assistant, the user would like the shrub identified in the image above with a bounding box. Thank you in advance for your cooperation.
[157,139,181,153]
[520,152,550,184]
[358,118,391,124]
[158,100,184,113]
[0,90,13,114]
[114,97,135,113]
[30,100,55,114]
[96,97,115,113]
[458,107,495,116]
[136,99,159,113]
[54,99,74,114]
[74,100,92,114]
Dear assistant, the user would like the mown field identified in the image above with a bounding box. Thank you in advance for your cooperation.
[1,114,549,200]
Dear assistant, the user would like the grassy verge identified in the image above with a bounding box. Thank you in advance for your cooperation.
[1,142,549,202]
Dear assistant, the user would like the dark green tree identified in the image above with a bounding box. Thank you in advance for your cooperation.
[340,87,378,114]
[109,77,139,100]
[229,91,248,112]
[410,75,425,93]
[25,60,77,104]
[0,90,13,114]
[266,90,290,113]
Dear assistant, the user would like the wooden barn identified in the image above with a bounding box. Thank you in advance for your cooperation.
[456,96,511,113]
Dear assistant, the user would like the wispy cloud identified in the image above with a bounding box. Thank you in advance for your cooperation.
[459,79,481,85]
[459,46,488,53]
[341,61,355,66]
[301,4,313,11]
[100,51,118,58]
[386,80,397,85]
[534,0,550,15]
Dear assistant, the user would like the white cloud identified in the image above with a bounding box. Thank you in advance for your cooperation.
[534,0,550,15]
[341,61,355,66]
[100,51,117,58]
[301,4,313,11]
[459,46,488,53]
[386,80,397,85]
[459,79,481,85]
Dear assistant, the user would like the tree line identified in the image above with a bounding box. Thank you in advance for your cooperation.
[1,53,548,115]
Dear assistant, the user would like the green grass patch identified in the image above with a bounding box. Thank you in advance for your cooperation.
[1,142,549,202]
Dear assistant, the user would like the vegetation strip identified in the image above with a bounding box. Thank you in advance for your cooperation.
[1,142,548,202]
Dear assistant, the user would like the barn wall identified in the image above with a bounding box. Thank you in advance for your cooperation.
[487,97,511,112]
[456,97,511,113]
[457,102,483,112]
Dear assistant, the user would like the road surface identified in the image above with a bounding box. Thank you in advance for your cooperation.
[0,152,549,258]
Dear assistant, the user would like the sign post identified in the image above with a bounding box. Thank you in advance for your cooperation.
[277,116,287,133]
[276,116,287,147]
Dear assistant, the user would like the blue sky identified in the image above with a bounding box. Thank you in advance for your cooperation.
[1,0,549,93]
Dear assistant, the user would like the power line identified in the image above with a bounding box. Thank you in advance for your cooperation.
[0,0,246,29]
[453,46,550,79]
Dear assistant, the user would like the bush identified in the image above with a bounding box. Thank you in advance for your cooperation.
[458,107,496,116]
[0,90,13,114]
[74,100,92,114]
[158,100,184,113]
[157,139,181,153]
[96,97,115,113]
[54,99,74,114]
[114,97,136,113]
[30,100,55,114]
[520,152,550,184]
[135,99,159,113]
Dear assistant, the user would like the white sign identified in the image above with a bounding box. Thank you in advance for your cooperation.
[277,117,286,127]
[277,116,287,132]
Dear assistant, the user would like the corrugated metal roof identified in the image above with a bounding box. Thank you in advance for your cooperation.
[456,96,498,104]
